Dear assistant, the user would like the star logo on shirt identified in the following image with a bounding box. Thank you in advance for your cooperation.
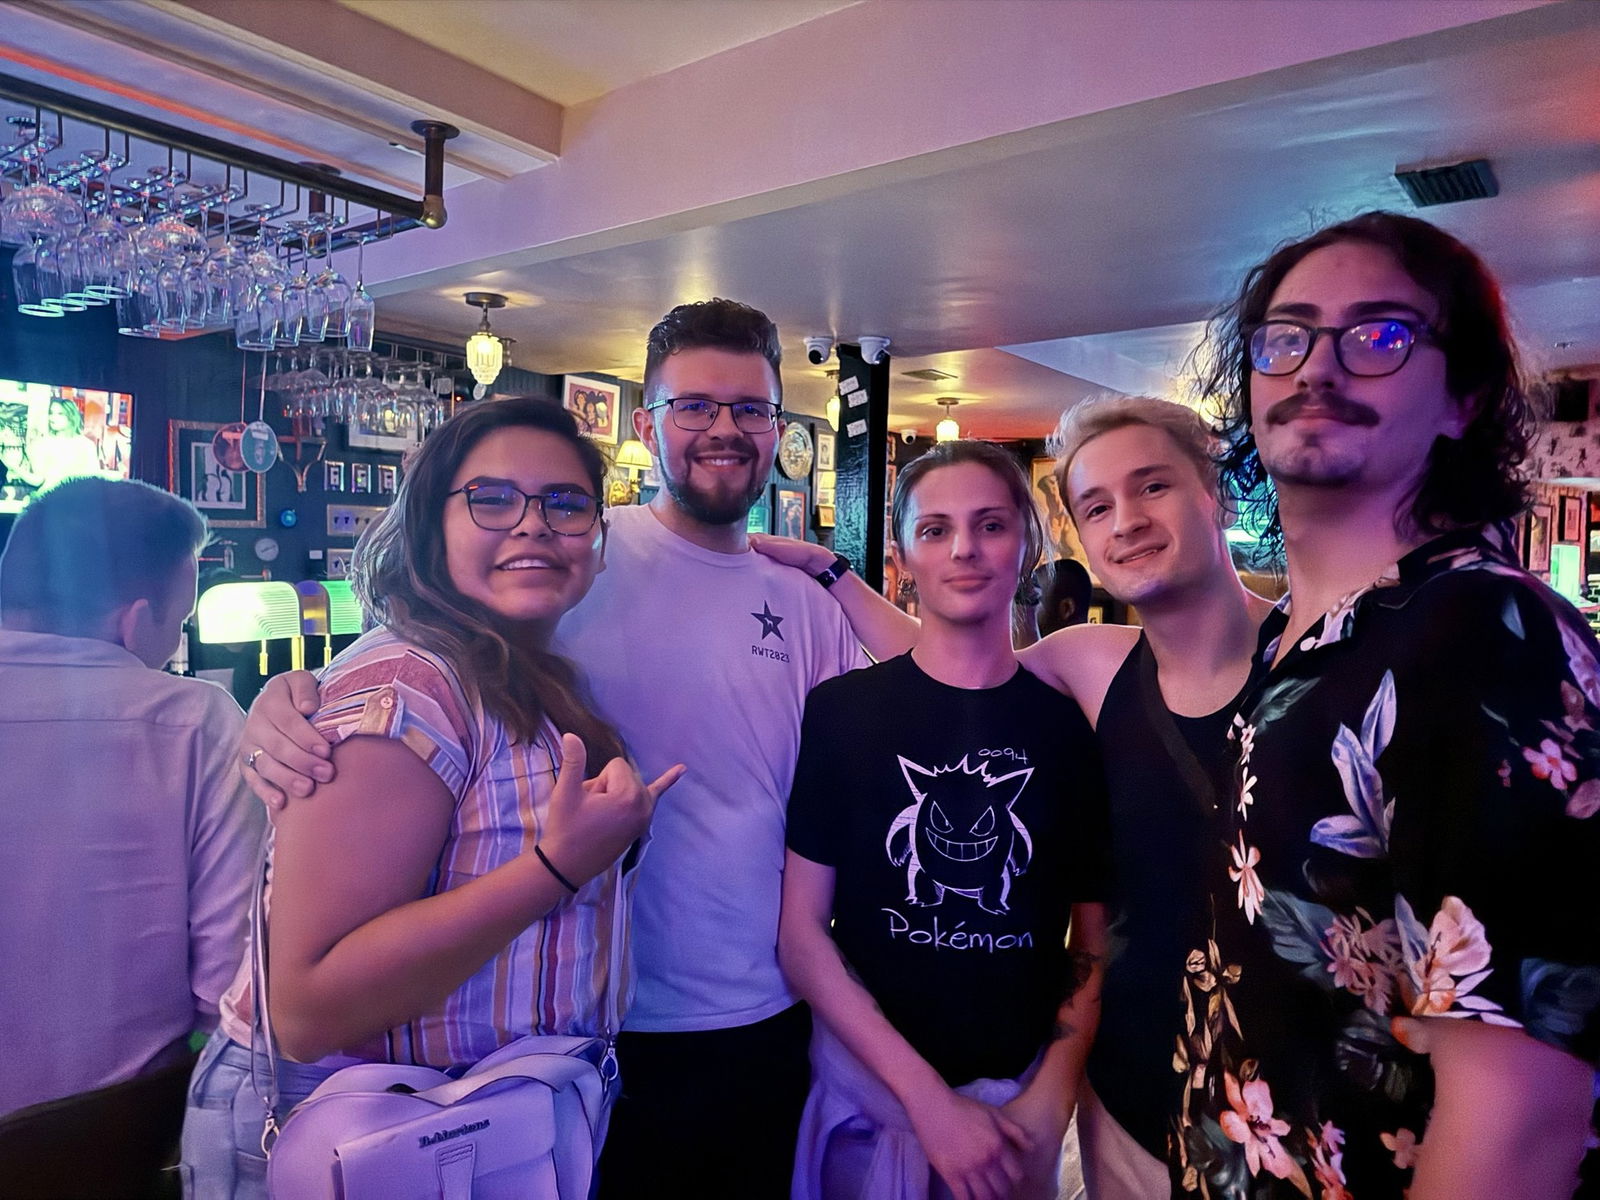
[750,601,785,641]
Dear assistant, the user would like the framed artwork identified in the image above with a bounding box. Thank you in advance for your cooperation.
[815,431,836,472]
[563,376,621,445]
[325,460,346,492]
[746,504,769,534]
[815,469,836,509]
[774,485,807,540]
[378,464,398,494]
[1527,502,1553,572]
[1559,494,1584,543]
[817,503,836,529]
[168,420,264,528]
[352,462,373,493]
[1030,454,1088,565]
[346,415,419,454]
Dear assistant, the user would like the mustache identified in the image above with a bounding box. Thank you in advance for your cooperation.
[1263,391,1380,428]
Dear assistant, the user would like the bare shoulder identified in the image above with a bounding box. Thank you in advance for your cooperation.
[1018,623,1140,707]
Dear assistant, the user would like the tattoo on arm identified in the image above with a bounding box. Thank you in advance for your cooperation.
[1065,948,1101,1002]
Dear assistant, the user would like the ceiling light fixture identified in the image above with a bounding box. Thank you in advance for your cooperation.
[464,292,508,388]
[825,370,840,431]
[935,398,960,442]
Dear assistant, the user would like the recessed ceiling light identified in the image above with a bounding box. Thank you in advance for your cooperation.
[1554,340,1575,349]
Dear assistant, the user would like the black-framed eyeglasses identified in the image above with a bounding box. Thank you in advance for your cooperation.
[1247,318,1437,378]
[646,396,781,433]
[446,482,602,534]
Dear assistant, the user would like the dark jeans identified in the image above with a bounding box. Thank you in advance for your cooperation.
[598,1003,812,1200]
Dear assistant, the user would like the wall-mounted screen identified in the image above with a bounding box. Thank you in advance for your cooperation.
[0,379,134,514]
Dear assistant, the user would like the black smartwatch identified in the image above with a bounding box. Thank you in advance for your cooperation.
[815,553,852,589]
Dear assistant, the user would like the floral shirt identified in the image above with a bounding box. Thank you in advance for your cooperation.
[1174,529,1600,1199]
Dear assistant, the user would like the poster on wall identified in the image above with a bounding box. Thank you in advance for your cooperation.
[168,420,265,527]
[1559,494,1584,544]
[1029,456,1089,573]
[563,376,621,445]
[773,485,806,540]
[0,379,134,514]
[1527,502,1553,573]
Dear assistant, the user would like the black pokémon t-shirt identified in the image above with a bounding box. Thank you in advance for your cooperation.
[787,652,1111,1087]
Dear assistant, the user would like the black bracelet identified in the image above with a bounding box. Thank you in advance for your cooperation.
[534,844,580,894]
[815,553,852,589]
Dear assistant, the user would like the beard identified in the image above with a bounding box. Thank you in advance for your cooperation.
[660,448,767,526]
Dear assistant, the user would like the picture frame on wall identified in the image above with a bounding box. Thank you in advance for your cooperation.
[1559,494,1584,543]
[352,462,373,493]
[817,504,836,529]
[325,460,346,492]
[1527,502,1553,572]
[816,431,836,472]
[563,376,621,445]
[774,484,807,540]
[746,504,769,534]
[815,470,836,509]
[168,420,265,528]
[378,464,398,494]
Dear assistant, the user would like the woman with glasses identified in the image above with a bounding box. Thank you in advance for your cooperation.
[181,397,683,1199]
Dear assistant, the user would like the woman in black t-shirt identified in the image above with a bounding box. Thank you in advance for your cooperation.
[780,440,1111,1200]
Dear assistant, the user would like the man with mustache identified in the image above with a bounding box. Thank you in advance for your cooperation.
[1179,211,1600,1199]
[239,299,866,1198]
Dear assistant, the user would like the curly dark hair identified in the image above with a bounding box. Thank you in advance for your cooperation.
[1198,211,1535,562]
[642,298,783,405]
[354,396,625,768]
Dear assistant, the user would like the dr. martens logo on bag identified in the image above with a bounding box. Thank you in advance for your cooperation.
[417,1119,490,1148]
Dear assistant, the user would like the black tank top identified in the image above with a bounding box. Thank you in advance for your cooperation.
[1085,634,1245,1160]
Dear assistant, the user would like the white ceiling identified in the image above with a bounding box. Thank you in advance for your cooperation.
[4,0,1598,440]
[336,0,863,108]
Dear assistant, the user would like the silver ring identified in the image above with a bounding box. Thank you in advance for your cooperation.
[245,748,264,771]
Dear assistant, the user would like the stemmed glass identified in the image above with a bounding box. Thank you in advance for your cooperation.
[345,228,376,352]
[310,213,353,339]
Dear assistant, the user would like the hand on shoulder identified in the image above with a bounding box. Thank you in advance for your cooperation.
[750,532,833,574]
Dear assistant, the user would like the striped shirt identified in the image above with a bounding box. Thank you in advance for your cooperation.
[220,627,636,1069]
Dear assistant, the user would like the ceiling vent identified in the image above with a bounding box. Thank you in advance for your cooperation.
[1394,158,1498,208]
[901,367,957,382]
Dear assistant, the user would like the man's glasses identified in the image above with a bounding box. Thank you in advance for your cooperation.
[647,397,781,433]
[1247,318,1436,378]
[447,483,601,534]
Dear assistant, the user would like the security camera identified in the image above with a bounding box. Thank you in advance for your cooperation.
[858,335,891,365]
[900,428,917,444]
[804,336,833,366]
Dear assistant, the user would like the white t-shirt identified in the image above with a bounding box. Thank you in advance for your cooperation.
[556,504,865,1032]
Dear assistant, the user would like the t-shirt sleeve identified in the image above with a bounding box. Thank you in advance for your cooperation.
[786,684,845,865]
[312,647,475,800]
[1387,573,1600,1065]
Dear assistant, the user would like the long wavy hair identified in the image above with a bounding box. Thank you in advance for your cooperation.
[1199,211,1536,559]
[353,397,625,767]
[890,439,1048,605]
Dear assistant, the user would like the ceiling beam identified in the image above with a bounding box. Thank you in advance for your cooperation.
[136,0,563,165]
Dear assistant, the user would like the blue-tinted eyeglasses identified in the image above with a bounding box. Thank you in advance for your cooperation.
[1248,318,1436,378]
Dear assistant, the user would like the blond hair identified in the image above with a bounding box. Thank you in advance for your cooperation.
[1048,394,1220,519]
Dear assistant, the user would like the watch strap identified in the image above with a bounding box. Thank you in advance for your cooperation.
[815,553,852,589]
